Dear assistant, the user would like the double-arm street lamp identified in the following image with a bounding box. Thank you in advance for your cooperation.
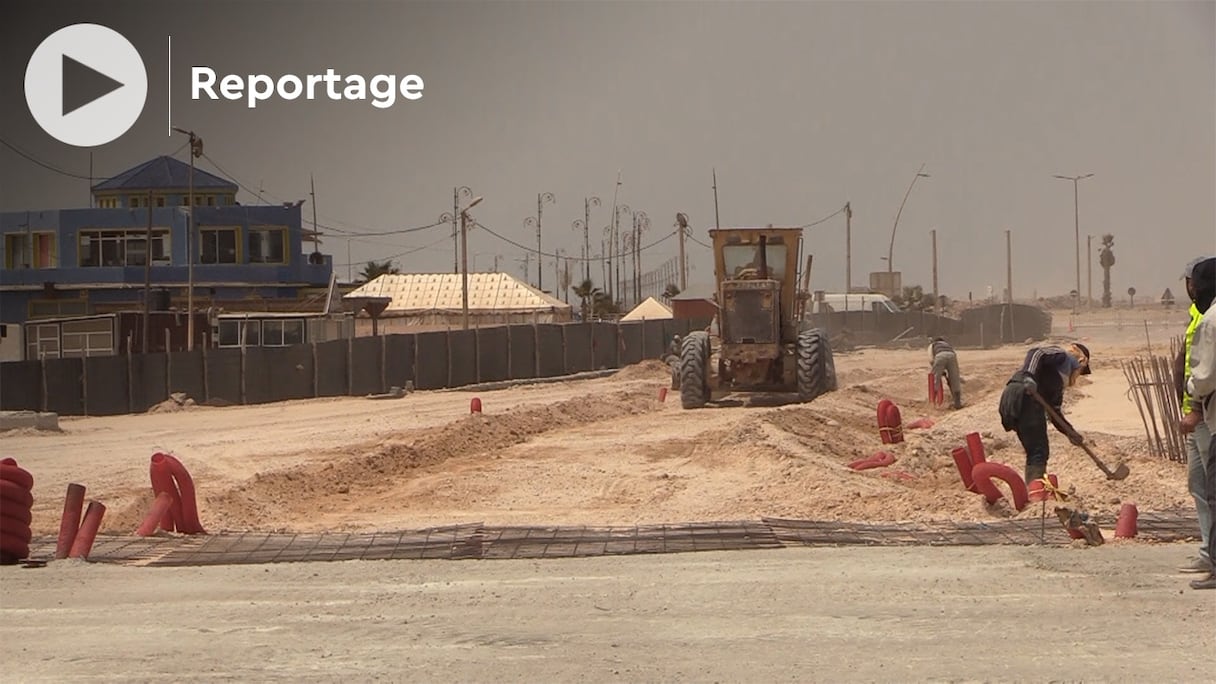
[1053,173,1094,311]
[459,195,484,330]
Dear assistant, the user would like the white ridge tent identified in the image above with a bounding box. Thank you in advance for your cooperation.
[621,297,674,321]
[344,273,573,330]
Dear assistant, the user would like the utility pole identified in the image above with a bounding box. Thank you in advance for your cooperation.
[1005,229,1013,340]
[533,192,555,291]
[600,238,607,291]
[172,127,202,351]
[845,202,852,292]
[712,169,721,229]
[459,196,484,330]
[930,228,938,314]
[676,212,689,291]
[452,186,473,273]
[347,240,352,282]
[309,174,319,254]
[581,196,600,283]
[1086,234,1093,308]
[143,190,153,354]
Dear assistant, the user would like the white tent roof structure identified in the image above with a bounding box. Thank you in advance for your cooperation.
[621,296,673,321]
[344,273,572,315]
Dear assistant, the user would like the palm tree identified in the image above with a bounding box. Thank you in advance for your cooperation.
[359,259,400,282]
[572,278,600,320]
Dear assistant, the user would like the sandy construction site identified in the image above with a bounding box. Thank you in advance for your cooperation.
[4,305,1214,681]
[3,305,1197,538]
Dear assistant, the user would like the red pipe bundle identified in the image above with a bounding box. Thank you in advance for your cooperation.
[877,400,904,444]
[146,453,206,535]
[67,501,106,559]
[55,483,87,559]
[0,458,34,564]
[1115,502,1138,539]
[928,372,944,407]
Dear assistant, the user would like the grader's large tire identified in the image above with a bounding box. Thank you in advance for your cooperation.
[679,331,711,409]
[796,328,835,402]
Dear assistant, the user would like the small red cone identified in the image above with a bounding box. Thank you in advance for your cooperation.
[1115,502,1138,539]
[658,387,668,402]
[470,397,482,414]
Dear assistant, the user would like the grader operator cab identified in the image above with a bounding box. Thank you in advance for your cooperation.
[677,225,837,409]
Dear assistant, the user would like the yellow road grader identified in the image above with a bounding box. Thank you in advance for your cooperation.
[677,225,837,409]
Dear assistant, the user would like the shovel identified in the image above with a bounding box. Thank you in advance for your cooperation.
[1028,389,1130,481]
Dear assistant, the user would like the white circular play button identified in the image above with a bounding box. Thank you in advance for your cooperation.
[24,23,148,148]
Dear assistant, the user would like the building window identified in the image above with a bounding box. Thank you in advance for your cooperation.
[156,196,165,207]
[217,320,261,347]
[78,229,171,267]
[248,226,287,264]
[199,227,239,264]
[96,197,118,209]
[261,319,304,346]
[4,233,57,269]
[25,323,60,360]
[206,195,215,206]
[59,317,115,357]
[28,299,89,320]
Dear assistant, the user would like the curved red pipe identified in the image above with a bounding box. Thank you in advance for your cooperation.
[161,453,206,534]
[848,451,896,471]
[951,447,976,492]
[55,483,86,559]
[970,461,1030,511]
[965,432,986,466]
[67,501,106,559]
[0,462,34,490]
[149,454,183,533]
[135,491,175,536]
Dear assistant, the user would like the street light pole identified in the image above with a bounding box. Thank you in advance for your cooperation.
[887,163,930,274]
[459,196,484,331]
[452,186,473,273]
[581,196,600,283]
[172,127,202,351]
[1053,173,1093,311]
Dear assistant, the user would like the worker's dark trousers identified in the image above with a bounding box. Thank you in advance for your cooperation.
[1015,398,1050,470]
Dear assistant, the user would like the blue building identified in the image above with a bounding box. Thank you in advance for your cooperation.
[0,155,333,326]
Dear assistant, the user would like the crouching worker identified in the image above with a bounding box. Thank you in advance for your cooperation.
[998,343,1092,483]
[666,334,683,389]
[929,337,963,409]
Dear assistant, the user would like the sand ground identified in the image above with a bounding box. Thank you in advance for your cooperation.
[2,304,1212,681]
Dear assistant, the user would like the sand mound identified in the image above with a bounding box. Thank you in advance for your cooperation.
[613,359,671,381]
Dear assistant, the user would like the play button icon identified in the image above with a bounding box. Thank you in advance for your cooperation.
[25,24,148,147]
[62,54,126,117]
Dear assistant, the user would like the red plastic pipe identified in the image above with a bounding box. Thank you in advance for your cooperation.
[883,402,904,444]
[135,492,175,536]
[970,462,1030,511]
[67,500,107,559]
[55,483,87,559]
[951,447,976,492]
[470,397,482,414]
[149,454,183,533]
[848,451,896,471]
[1115,502,1138,539]
[162,453,206,534]
[965,432,986,466]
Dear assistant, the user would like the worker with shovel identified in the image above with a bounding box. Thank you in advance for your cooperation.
[1177,256,1215,576]
[998,343,1092,484]
[1181,256,1216,590]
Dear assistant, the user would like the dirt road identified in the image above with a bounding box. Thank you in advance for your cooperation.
[2,544,1210,681]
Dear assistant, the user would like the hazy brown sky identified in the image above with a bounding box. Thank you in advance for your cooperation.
[3,0,1213,300]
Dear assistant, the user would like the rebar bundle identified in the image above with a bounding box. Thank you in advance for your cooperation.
[1121,336,1185,463]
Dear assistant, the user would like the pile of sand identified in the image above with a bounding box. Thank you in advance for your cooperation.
[147,393,197,413]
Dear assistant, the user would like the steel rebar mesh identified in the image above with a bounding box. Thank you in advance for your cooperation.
[1121,335,1185,463]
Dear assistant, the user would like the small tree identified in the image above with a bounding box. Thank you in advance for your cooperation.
[359,259,400,282]
[662,283,681,301]
[893,284,936,311]
[572,278,600,319]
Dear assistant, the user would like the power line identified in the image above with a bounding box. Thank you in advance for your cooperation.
[473,220,677,262]
[797,204,848,229]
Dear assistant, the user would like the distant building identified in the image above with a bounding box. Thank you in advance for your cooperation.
[0,155,334,350]
[670,287,718,321]
[344,272,573,333]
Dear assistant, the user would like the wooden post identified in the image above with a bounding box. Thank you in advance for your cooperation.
[311,341,319,398]
[533,314,540,379]
[240,322,247,405]
[1005,229,1014,342]
[506,324,513,380]
[445,328,453,388]
[201,337,210,404]
[40,350,49,413]
[380,333,387,393]
[164,329,171,397]
[126,333,134,414]
[347,334,354,395]
[930,228,939,315]
[474,328,482,384]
